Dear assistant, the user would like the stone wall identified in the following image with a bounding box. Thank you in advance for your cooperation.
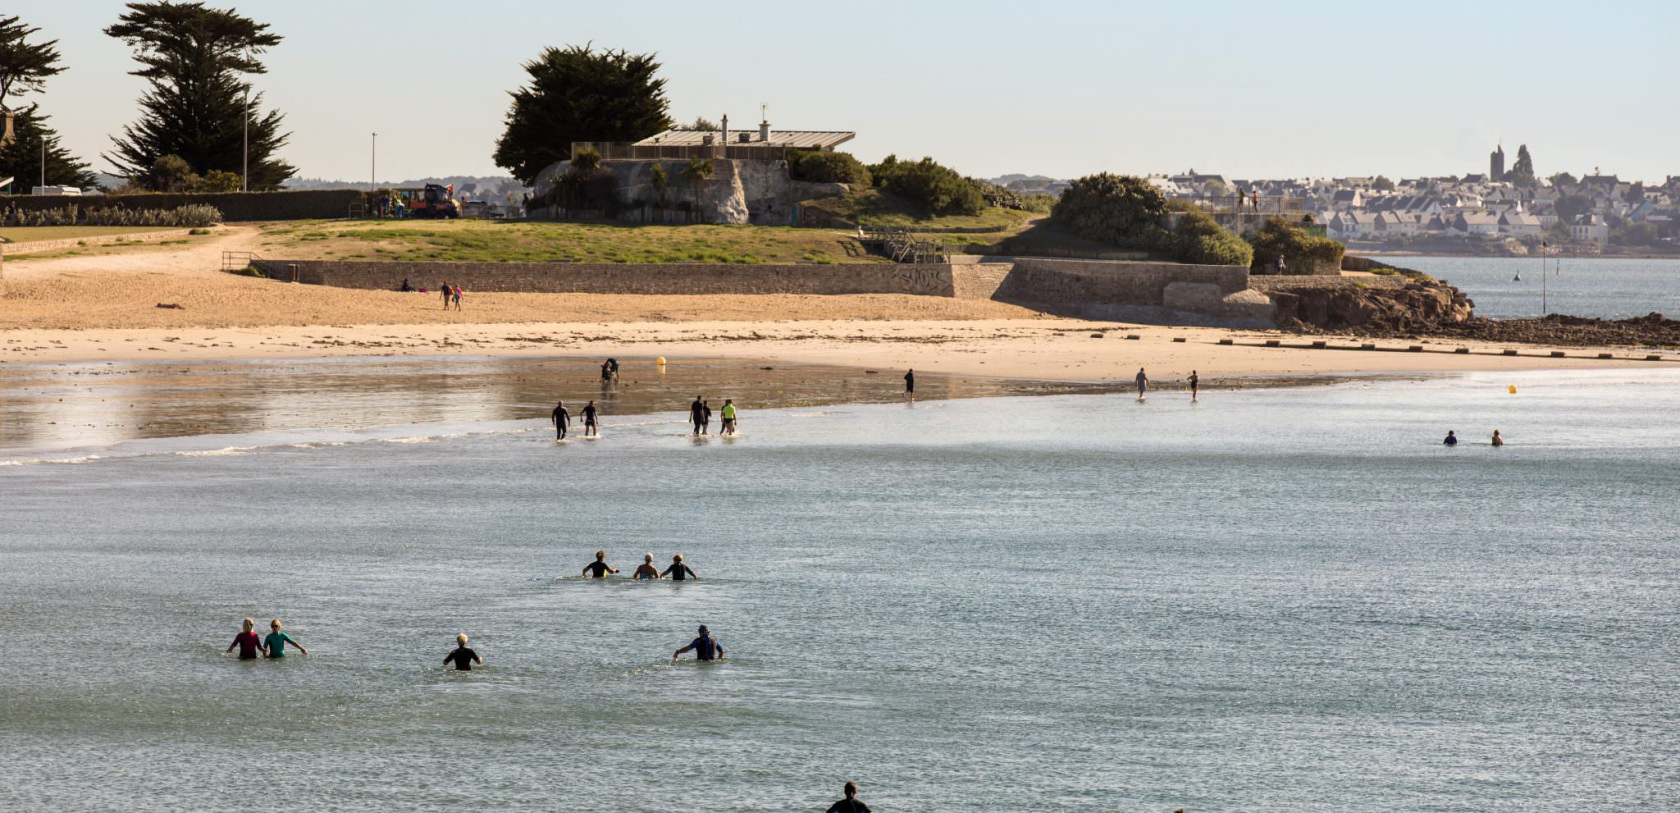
[1249,275,1407,292]
[1001,258,1249,307]
[253,259,959,297]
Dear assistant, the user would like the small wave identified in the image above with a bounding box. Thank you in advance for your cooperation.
[380,436,440,444]
[176,446,257,457]
[0,454,105,467]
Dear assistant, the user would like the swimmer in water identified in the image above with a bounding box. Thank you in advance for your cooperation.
[1491,429,1504,447]
[673,624,724,662]
[633,553,661,580]
[582,549,619,578]
[226,617,263,660]
[443,633,482,671]
[826,781,871,813]
[1443,430,1458,446]
[263,618,308,658]
[661,553,698,581]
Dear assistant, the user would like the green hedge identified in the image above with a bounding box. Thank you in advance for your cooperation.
[0,189,367,221]
[1170,206,1253,266]
[870,156,984,216]
[1053,175,1252,266]
[788,150,871,186]
[1248,217,1345,274]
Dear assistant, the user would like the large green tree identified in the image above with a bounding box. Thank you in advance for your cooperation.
[0,110,99,190]
[0,15,63,121]
[103,2,294,189]
[493,44,672,183]
[1507,144,1536,187]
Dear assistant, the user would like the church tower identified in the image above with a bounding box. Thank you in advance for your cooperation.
[1490,143,1505,181]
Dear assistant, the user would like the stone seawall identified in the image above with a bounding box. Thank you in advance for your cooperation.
[252,259,962,297]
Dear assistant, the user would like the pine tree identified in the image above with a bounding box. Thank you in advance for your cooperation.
[1508,144,1536,187]
[494,44,673,183]
[103,2,294,190]
[0,110,99,191]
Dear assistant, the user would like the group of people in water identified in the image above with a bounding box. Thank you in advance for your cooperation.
[582,549,699,581]
[689,396,739,436]
[1443,429,1505,447]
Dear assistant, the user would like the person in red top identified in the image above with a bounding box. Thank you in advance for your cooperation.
[226,617,263,660]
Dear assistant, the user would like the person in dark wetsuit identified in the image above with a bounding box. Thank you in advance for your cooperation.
[226,617,263,660]
[673,624,724,662]
[444,633,481,671]
[1189,370,1200,403]
[689,397,705,437]
[1443,430,1458,446]
[582,400,599,437]
[582,549,619,578]
[701,400,713,435]
[904,369,915,400]
[661,553,697,581]
[1135,368,1149,400]
[551,400,570,440]
[826,781,871,813]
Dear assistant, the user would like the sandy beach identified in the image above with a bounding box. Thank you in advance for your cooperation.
[1,225,1666,380]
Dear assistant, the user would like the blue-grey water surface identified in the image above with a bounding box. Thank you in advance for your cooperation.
[1395,256,1680,320]
[3,370,1679,811]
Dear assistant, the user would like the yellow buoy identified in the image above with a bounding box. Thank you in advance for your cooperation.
[657,357,666,372]
[1508,385,1517,394]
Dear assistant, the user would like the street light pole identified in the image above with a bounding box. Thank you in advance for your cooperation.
[371,132,377,191]
[242,85,250,192]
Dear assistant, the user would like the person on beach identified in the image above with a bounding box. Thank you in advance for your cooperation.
[1135,368,1149,400]
[1444,430,1459,446]
[633,553,661,580]
[551,400,570,440]
[721,399,737,436]
[400,278,413,292]
[582,400,599,437]
[662,553,698,581]
[673,624,724,662]
[1492,429,1504,447]
[690,397,706,437]
[443,633,482,671]
[608,358,619,379]
[1189,370,1200,402]
[451,284,462,311]
[263,619,309,658]
[601,360,614,383]
[440,282,453,309]
[826,781,871,813]
[582,549,619,578]
[226,617,264,660]
[702,400,714,435]
[904,369,915,399]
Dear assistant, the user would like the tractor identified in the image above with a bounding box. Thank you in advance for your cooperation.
[396,183,460,219]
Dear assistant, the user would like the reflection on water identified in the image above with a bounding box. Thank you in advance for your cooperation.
[0,355,1116,453]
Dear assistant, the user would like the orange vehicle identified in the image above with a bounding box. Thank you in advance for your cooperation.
[393,183,459,219]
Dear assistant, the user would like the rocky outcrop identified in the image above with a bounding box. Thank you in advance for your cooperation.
[1434,313,1680,348]
[1269,277,1474,333]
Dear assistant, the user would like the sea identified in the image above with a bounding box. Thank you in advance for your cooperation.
[4,363,1679,811]
[1392,255,1680,320]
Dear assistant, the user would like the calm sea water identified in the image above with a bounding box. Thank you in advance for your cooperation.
[1395,255,1680,320]
[4,371,1679,811]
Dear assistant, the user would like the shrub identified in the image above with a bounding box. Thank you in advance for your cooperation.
[1248,216,1346,274]
[788,150,871,186]
[192,170,243,193]
[12,203,222,228]
[1171,206,1253,266]
[877,157,983,216]
[1052,173,1168,249]
[1019,193,1057,214]
[969,178,1023,210]
[0,190,366,221]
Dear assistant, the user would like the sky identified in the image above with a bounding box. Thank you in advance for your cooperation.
[10,0,1679,184]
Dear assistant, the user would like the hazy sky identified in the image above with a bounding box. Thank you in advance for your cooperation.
[12,0,1678,184]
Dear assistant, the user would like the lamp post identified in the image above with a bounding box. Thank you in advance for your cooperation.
[242,85,250,192]
[371,132,377,191]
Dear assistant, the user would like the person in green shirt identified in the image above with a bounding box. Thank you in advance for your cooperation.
[263,618,309,658]
[720,399,738,436]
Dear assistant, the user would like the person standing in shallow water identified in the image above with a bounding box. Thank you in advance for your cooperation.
[1492,429,1504,447]
[826,781,871,813]
[904,369,915,400]
[1443,430,1458,446]
[444,633,482,671]
[720,399,737,436]
[263,619,308,658]
[1188,370,1199,402]
[701,400,713,435]
[673,624,724,662]
[582,400,599,437]
[1135,368,1149,400]
[582,549,618,578]
[633,553,661,580]
[551,400,570,440]
[690,396,705,437]
[226,617,263,660]
[661,553,697,581]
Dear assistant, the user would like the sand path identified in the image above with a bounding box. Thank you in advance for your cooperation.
[1,224,264,282]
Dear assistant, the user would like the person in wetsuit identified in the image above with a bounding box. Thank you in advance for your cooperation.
[582,550,619,578]
[720,399,737,436]
[633,553,661,580]
[226,617,263,660]
[443,633,482,671]
[552,400,570,440]
[582,400,599,437]
[690,397,705,437]
[661,553,697,581]
[673,624,724,662]
[701,400,713,435]
[1189,370,1200,402]
[1135,368,1149,400]
[264,618,308,658]
[904,369,915,399]
[826,782,871,813]
[1443,430,1458,446]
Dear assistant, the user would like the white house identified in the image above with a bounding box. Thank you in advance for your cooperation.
[1571,214,1609,244]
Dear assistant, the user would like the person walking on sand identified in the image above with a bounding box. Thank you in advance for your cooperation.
[451,284,462,311]
[826,781,871,813]
[690,396,705,437]
[443,633,482,671]
[263,618,309,658]
[582,400,599,437]
[226,617,264,660]
[1491,429,1504,447]
[1135,368,1149,401]
[661,553,698,582]
[721,399,737,436]
[1188,370,1200,403]
[440,282,452,309]
[551,400,570,440]
[1443,430,1459,446]
[673,624,724,662]
[582,549,619,578]
[633,553,661,580]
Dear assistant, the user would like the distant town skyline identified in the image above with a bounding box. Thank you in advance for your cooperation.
[10,0,1677,185]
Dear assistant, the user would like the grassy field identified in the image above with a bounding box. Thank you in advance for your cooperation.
[0,225,178,244]
[800,189,1043,233]
[258,220,887,264]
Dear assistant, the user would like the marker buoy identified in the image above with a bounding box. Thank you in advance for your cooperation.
[1508,385,1517,394]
